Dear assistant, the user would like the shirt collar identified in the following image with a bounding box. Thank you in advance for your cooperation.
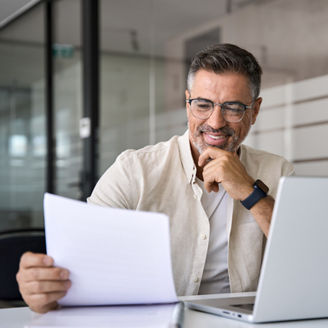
[178,130,197,185]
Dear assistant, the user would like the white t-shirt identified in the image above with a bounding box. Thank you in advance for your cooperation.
[197,178,231,294]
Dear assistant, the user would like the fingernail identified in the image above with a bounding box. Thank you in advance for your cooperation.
[60,270,69,279]
[65,280,71,289]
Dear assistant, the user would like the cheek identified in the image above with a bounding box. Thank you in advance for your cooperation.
[237,122,251,140]
[227,122,246,141]
[186,108,192,127]
[187,112,201,133]
[234,113,253,138]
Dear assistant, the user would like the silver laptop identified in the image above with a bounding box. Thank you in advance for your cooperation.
[186,176,328,323]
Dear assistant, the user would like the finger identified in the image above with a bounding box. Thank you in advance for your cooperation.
[202,158,223,173]
[20,252,54,269]
[203,169,219,192]
[26,280,71,294]
[205,181,219,193]
[32,301,59,314]
[198,150,213,167]
[202,165,222,192]
[198,152,210,167]
[21,267,70,282]
[204,176,219,192]
[198,147,226,167]
[202,161,222,180]
[28,292,67,313]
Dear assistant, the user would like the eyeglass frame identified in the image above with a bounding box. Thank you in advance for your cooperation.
[186,97,254,123]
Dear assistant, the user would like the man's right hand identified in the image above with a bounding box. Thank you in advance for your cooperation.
[16,252,71,313]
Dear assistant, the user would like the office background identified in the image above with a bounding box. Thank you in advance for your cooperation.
[1,0,328,232]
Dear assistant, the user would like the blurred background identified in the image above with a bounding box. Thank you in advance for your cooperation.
[1,0,328,231]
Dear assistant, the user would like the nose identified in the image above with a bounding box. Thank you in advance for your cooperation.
[205,104,226,129]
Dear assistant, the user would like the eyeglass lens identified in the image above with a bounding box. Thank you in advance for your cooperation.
[190,99,246,122]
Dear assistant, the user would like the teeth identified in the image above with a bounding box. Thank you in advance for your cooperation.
[208,134,224,140]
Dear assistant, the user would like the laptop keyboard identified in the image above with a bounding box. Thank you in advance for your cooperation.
[231,303,254,311]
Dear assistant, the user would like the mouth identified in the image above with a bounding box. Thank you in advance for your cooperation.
[202,132,228,147]
[192,125,235,153]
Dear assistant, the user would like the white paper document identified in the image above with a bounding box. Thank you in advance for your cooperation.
[43,193,178,306]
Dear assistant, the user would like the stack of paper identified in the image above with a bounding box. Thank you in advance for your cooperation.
[25,303,184,328]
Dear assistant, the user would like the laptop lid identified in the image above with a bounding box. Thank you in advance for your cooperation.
[253,176,328,322]
[186,176,328,323]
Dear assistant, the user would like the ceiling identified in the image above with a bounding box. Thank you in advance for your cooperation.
[0,0,40,29]
[1,0,328,90]
[0,0,257,55]
[0,0,255,87]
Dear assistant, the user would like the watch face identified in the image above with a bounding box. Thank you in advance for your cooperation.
[255,179,269,193]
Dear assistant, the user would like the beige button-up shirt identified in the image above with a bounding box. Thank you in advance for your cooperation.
[88,130,294,296]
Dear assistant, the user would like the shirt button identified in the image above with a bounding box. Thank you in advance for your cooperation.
[201,233,207,240]
[194,277,200,283]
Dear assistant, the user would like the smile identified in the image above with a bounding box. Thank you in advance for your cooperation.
[206,134,225,140]
[202,133,227,147]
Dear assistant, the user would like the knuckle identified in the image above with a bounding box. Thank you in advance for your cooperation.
[29,268,40,280]
[221,155,230,163]
[54,267,64,278]
[38,293,50,305]
[22,294,30,305]
[202,169,208,176]
[32,281,44,293]
[212,164,222,174]
[216,161,224,169]
[220,160,229,169]
[21,251,33,262]
[21,251,32,258]
[19,253,28,267]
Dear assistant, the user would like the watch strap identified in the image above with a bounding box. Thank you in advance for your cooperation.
[241,180,268,210]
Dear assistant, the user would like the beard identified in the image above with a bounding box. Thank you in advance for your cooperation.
[191,124,239,154]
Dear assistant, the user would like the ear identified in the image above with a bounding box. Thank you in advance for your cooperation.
[251,97,262,125]
[185,89,190,100]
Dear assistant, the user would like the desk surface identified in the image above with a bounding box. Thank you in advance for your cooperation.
[1,293,328,327]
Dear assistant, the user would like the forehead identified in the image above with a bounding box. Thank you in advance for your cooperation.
[190,70,252,101]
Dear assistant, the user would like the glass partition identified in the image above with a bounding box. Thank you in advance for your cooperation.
[53,0,83,199]
[0,4,45,230]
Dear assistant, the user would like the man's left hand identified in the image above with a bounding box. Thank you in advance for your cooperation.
[198,146,254,200]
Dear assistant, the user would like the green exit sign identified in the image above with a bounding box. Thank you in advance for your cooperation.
[53,44,74,58]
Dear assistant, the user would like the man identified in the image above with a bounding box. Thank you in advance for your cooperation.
[16,44,294,313]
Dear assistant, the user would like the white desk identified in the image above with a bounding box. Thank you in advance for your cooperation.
[1,293,328,327]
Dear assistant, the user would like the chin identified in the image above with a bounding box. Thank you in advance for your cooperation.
[193,136,236,154]
[193,140,227,154]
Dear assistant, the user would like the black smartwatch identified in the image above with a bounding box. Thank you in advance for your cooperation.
[241,179,269,210]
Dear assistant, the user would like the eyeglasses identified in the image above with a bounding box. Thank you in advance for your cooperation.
[186,97,253,123]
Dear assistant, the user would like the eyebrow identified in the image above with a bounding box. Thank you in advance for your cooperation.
[193,97,212,102]
[192,97,246,104]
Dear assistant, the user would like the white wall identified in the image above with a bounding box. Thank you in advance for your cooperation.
[245,74,328,176]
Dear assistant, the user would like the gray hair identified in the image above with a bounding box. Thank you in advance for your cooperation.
[187,43,262,99]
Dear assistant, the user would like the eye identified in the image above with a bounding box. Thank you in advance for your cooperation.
[222,102,244,113]
[195,101,212,110]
